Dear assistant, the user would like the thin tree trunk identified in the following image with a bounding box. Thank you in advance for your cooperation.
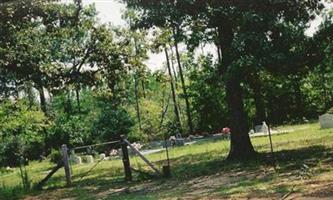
[164,47,182,134]
[159,89,171,130]
[217,23,256,160]
[75,85,81,112]
[217,45,222,63]
[25,82,35,108]
[134,73,142,130]
[170,46,182,117]
[170,46,178,89]
[65,89,72,115]
[133,34,143,129]
[14,80,19,100]
[215,28,222,63]
[141,79,146,99]
[37,85,47,114]
[173,28,194,134]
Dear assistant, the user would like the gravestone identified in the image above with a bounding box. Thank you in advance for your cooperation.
[255,125,263,133]
[162,140,172,148]
[70,155,82,165]
[100,153,106,160]
[83,155,94,164]
[319,114,333,129]
[175,133,185,146]
[262,122,269,134]
[109,149,119,157]
[175,138,185,146]
[255,122,269,134]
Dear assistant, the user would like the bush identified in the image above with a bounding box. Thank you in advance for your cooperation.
[0,100,47,167]
[47,113,92,148]
[92,106,134,142]
[0,184,26,200]
[49,149,62,164]
[0,138,25,167]
[327,107,333,114]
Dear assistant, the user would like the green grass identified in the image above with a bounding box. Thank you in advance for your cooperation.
[1,122,333,199]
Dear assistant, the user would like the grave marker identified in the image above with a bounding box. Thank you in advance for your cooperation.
[319,114,333,129]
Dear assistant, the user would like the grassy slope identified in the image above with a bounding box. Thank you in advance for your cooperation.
[1,123,333,199]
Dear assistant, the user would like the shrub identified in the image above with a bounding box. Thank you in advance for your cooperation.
[0,138,25,167]
[49,149,62,164]
[0,100,47,167]
[92,106,134,142]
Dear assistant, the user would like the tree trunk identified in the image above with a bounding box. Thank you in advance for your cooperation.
[25,82,35,108]
[37,85,47,114]
[159,89,170,130]
[173,28,194,134]
[14,80,19,100]
[217,45,222,63]
[170,46,178,89]
[134,73,142,130]
[215,28,222,63]
[226,78,256,159]
[75,85,81,112]
[217,23,256,160]
[65,89,72,114]
[164,47,182,134]
[141,79,146,99]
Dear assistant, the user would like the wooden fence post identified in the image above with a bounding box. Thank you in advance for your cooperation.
[121,136,132,181]
[61,144,72,186]
[124,139,161,176]
[35,161,63,189]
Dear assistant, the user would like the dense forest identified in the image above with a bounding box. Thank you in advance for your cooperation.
[0,0,332,166]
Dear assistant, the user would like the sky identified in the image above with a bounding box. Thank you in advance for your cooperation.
[63,0,332,71]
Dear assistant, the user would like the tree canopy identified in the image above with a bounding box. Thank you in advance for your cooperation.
[0,0,332,165]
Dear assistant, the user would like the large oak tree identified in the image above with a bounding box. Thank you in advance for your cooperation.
[121,0,325,159]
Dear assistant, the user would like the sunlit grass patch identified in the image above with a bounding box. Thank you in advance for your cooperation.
[1,122,333,199]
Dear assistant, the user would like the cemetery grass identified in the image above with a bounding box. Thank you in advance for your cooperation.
[1,123,333,199]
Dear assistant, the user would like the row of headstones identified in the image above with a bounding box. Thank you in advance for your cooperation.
[70,114,333,164]
[70,152,120,165]
[69,143,144,165]
[253,114,333,134]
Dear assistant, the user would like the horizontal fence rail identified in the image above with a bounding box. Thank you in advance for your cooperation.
[72,140,121,151]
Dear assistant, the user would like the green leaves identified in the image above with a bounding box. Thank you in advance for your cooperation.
[92,103,134,142]
[0,100,48,166]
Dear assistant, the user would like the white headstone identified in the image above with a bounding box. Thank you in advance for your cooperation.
[71,156,82,165]
[109,149,119,157]
[255,122,269,134]
[84,155,94,164]
[255,125,263,133]
[175,138,185,146]
[319,114,333,129]
[100,153,106,160]
[262,121,269,134]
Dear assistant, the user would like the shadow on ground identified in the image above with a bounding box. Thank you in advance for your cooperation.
[29,144,333,200]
